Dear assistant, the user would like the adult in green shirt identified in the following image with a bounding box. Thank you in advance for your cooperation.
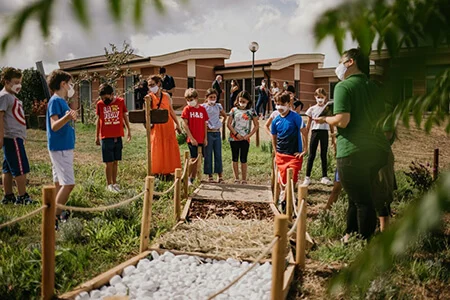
[315,48,390,241]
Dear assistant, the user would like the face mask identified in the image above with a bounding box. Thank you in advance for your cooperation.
[149,86,159,94]
[208,100,216,105]
[67,84,75,98]
[275,104,289,113]
[187,100,197,107]
[238,102,247,109]
[262,82,266,86]
[335,62,347,81]
[11,84,22,94]
[103,97,112,105]
[316,97,325,105]
[283,84,287,89]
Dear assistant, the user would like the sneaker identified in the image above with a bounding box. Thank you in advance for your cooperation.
[320,177,333,186]
[113,183,121,192]
[106,184,118,193]
[15,193,34,205]
[55,217,59,231]
[277,200,286,214]
[59,210,70,223]
[188,178,194,187]
[279,190,286,202]
[1,193,16,205]
[302,177,311,186]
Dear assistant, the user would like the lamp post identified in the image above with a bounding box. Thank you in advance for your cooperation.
[249,41,259,106]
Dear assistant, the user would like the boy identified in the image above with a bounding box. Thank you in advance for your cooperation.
[181,88,208,185]
[271,92,308,212]
[0,67,34,205]
[46,70,77,227]
[95,84,131,192]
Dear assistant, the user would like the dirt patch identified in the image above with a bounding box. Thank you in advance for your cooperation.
[187,199,274,220]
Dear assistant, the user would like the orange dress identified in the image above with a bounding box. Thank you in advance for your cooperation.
[150,92,181,175]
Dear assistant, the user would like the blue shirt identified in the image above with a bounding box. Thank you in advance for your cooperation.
[201,103,223,130]
[271,111,305,155]
[46,95,75,151]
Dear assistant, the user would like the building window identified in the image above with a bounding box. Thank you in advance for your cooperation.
[294,80,299,98]
[188,77,195,88]
[329,82,338,100]
[79,80,91,106]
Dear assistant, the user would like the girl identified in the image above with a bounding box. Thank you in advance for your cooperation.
[227,91,259,184]
[303,88,335,186]
[270,81,280,111]
[202,88,227,183]
[229,79,241,109]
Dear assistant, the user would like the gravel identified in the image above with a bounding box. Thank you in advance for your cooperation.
[75,251,272,300]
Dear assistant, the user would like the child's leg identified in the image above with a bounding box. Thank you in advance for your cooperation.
[2,172,13,195]
[50,150,75,216]
[305,130,320,177]
[204,132,214,176]
[240,141,250,182]
[14,174,27,196]
[55,184,75,216]
[230,141,240,180]
[105,162,114,185]
[212,132,223,177]
[319,130,329,178]
[112,138,123,185]
[188,144,199,181]
[112,161,119,185]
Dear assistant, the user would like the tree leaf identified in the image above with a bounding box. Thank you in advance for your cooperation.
[133,0,143,26]
[108,0,122,22]
[72,0,90,28]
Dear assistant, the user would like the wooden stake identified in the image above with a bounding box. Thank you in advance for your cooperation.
[256,127,260,147]
[270,153,275,192]
[296,199,307,268]
[174,168,182,221]
[197,146,203,182]
[183,151,190,199]
[42,186,56,300]
[298,184,308,202]
[286,168,293,221]
[145,96,152,176]
[274,173,280,205]
[271,215,288,300]
[433,148,439,181]
[139,176,154,253]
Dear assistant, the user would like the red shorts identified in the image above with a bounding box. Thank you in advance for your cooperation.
[275,152,303,185]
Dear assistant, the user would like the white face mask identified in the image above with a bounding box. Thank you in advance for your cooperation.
[275,104,289,113]
[187,99,197,107]
[149,86,159,94]
[316,97,325,105]
[262,82,266,86]
[208,100,216,105]
[67,84,75,98]
[238,102,247,109]
[335,62,347,81]
[283,84,287,89]
[11,84,22,94]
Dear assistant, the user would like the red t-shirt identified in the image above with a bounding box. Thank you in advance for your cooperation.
[181,105,209,144]
[96,97,128,139]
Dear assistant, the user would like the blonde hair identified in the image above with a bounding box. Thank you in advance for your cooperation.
[314,87,327,97]
[184,88,198,99]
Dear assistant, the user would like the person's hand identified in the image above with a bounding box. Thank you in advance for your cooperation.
[204,138,208,147]
[66,109,77,121]
[235,133,244,141]
[332,139,337,153]
[313,117,326,124]
[127,131,132,142]
[191,138,198,146]
[294,151,306,159]
[175,124,182,134]
[95,137,100,146]
[243,134,251,141]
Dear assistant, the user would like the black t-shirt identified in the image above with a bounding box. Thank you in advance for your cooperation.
[293,98,304,111]
[162,75,176,96]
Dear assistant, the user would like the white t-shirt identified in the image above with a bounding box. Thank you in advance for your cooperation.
[305,104,330,130]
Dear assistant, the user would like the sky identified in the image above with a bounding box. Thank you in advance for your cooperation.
[0,0,357,72]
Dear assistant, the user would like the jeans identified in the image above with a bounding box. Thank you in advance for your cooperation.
[337,150,388,239]
[204,132,223,174]
[305,130,329,177]
[255,98,268,116]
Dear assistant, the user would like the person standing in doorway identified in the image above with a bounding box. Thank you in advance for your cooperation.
[255,79,269,119]
[212,75,223,102]
[160,67,176,99]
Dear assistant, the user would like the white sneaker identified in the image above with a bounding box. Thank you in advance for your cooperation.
[106,184,118,193]
[320,177,333,186]
[279,190,286,202]
[113,183,121,192]
[302,177,311,186]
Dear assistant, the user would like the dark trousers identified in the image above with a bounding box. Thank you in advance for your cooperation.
[337,150,388,239]
[230,140,250,163]
[255,98,268,116]
[305,130,329,177]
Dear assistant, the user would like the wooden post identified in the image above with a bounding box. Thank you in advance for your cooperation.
[271,215,288,300]
[42,186,56,300]
[197,146,203,182]
[256,127,260,147]
[270,153,275,192]
[298,184,308,203]
[296,185,308,268]
[174,168,182,221]
[222,121,226,141]
[145,96,152,176]
[286,168,293,221]
[274,171,280,204]
[183,151,190,199]
[139,176,155,253]
[433,148,439,180]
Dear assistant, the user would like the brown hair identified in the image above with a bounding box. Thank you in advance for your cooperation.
[47,70,72,92]
[184,88,198,99]
[314,88,327,97]
[205,88,217,98]
[234,90,252,109]
[231,79,240,90]
[275,91,291,104]
[148,74,163,85]
[271,81,278,88]
[1,67,22,85]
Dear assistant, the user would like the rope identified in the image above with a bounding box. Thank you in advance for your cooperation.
[0,205,47,230]
[56,191,145,212]
[153,179,179,196]
[291,179,298,217]
[277,171,286,188]
[181,159,189,180]
[208,236,280,300]
[287,199,305,237]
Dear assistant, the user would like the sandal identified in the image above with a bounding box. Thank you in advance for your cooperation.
[208,176,214,183]
[234,179,240,184]
[217,178,225,184]
[241,180,248,185]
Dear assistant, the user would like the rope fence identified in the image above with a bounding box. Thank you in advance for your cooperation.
[153,158,189,196]
[291,179,298,217]
[0,205,47,230]
[56,191,145,212]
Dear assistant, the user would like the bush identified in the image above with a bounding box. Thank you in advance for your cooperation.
[177,132,187,145]
[404,161,433,192]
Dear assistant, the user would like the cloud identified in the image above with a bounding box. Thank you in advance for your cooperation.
[0,0,357,71]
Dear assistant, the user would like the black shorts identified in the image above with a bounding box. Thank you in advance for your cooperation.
[188,143,204,158]
[101,137,123,163]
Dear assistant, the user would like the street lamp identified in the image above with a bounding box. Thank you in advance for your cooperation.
[249,41,259,106]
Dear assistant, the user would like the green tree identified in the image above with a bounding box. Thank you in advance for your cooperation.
[314,0,450,295]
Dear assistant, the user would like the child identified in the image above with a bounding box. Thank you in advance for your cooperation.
[303,88,335,186]
[181,88,209,185]
[271,92,308,211]
[0,67,34,205]
[227,91,259,184]
[201,88,227,183]
[46,70,78,227]
[95,83,131,192]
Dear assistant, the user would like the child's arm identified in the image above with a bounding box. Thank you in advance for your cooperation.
[183,118,197,146]
[305,116,312,135]
[244,117,259,140]
[204,121,208,146]
[264,116,273,136]
[298,127,309,158]
[169,103,182,134]
[50,110,76,132]
[271,133,277,154]
[220,109,227,124]
[329,125,336,152]
[95,116,101,145]
[0,112,4,148]
[124,112,132,141]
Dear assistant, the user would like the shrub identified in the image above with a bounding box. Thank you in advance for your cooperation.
[404,161,433,192]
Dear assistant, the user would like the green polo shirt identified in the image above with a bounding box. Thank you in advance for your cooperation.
[333,73,390,158]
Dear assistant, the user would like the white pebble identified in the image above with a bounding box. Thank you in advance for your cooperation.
[122,265,136,277]
[151,250,160,260]
[75,291,89,300]
[109,274,122,286]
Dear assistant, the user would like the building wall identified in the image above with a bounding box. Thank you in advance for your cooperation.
[299,63,318,108]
